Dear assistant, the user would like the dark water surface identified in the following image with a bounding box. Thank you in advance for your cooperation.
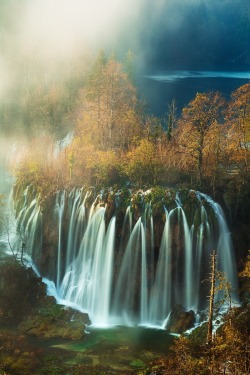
[137,69,250,116]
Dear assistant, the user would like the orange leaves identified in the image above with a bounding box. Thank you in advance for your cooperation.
[64,136,122,187]
[76,57,140,150]
[175,88,248,186]
[225,83,250,178]
[182,92,225,133]
[175,92,226,185]
[124,139,168,186]
[14,75,250,194]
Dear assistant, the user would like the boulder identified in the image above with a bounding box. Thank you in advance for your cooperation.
[165,304,195,333]
[19,300,91,340]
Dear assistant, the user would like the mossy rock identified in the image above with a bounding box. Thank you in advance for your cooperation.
[187,322,208,346]
[19,314,85,340]
[19,302,90,340]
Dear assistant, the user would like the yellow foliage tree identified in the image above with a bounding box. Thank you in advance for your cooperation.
[124,139,166,186]
[226,83,250,181]
[77,57,142,150]
[176,92,225,186]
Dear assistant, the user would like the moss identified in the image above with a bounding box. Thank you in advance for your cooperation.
[187,322,208,347]
[19,314,85,340]
[19,300,90,340]
[129,359,146,368]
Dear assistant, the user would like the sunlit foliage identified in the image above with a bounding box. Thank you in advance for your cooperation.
[175,92,225,186]
[76,54,142,150]
[226,83,250,182]
[12,56,250,200]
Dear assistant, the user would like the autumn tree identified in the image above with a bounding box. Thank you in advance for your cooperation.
[81,50,107,147]
[84,149,122,187]
[77,56,142,150]
[226,83,250,182]
[124,139,166,186]
[211,307,250,375]
[170,336,207,375]
[176,92,225,186]
[64,136,96,185]
[199,121,225,191]
[165,99,177,140]
[239,250,250,278]
[150,335,208,375]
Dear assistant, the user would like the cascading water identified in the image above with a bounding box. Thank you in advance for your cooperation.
[198,192,238,298]
[13,187,239,327]
[112,216,148,325]
[55,190,65,288]
[149,208,172,326]
[13,185,42,265]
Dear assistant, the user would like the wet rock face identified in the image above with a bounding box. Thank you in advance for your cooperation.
[165,304,195,333]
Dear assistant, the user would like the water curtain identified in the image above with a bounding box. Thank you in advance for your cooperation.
[14,187,238,327]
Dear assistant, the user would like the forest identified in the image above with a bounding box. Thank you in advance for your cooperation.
[8,52,249,211]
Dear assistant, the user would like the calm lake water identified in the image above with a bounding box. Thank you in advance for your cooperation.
[137,69,250,116]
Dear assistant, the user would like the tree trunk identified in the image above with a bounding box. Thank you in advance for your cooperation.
[207,251,216,345]
[197,134,204,186]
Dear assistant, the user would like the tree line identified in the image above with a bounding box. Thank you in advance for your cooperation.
[13,53,250,203]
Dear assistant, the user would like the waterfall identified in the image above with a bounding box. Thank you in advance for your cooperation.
[55,190,65,288]
[13,186,42,265]
[179,207,193,310]
[149,208,173,325]
[112,217,146,325]
[198,192,238,301]
[13,188,239,327]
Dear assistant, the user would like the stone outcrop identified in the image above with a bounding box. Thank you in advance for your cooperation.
[165,304,195,333]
